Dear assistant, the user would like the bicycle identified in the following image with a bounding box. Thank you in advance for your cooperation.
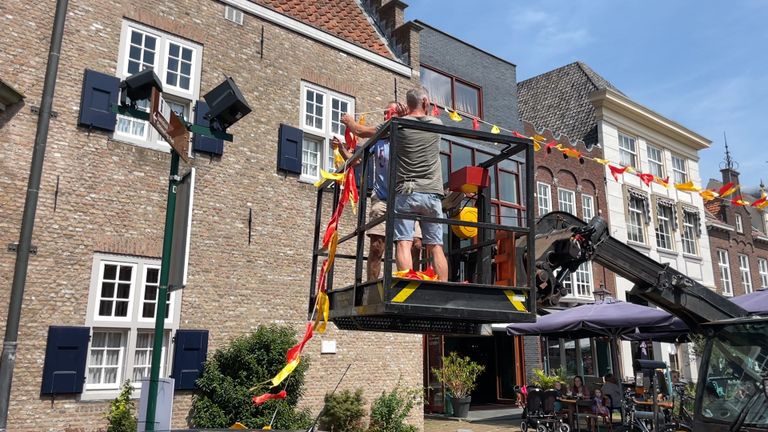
[659,382,692,432]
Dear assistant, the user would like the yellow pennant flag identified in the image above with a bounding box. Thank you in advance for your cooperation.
[758,201,768,210]
[326,231,339,269]
[625,166,636,174]
[699,189,718,201]
[313,291,329,333]
[334,148,344,169]
[593,158,611,166]
[270,359,300,387]
[448,109,462,122]
[230,422,248,430]
[359,115,366,126]
[314,170,345,187]
[491,125,501,134]
[675,181,701,192]
[533,141,541,152]
[533,134,545,142]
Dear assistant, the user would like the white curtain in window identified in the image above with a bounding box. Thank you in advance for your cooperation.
[455,82,479,116]
[420,68,451,107]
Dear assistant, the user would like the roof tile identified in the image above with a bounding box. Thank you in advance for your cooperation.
[250,0,394,59]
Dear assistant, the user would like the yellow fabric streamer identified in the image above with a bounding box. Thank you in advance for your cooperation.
[675,181,701,192]
[326,231,339,269]
[533,141,541,152]
[593,158,611,165]
[448,110,462,122]
[359,115,366,126]
[313,291,329,333]
[491,125,501,134]
[314,170,345,187]
[720,185,737,198]
[699,189,718,201]
[334,148,344,169]
[270,359,300,387]
[758,201,768,210]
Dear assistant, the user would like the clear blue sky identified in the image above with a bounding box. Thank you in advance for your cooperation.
[405,0,768,189]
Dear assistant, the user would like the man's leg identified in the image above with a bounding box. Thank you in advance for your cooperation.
[427,244,448,281]
[411,222,423,270]
[367,235,385,280]
[396,240,413,271]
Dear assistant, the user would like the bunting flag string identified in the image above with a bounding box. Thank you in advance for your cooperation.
[349,102,759,207]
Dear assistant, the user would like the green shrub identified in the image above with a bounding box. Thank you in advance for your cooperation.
[529,368,567,390]
[367,385,419,432]
[319,388,367,432]
[190,324,312,429]
[106,380,137,432]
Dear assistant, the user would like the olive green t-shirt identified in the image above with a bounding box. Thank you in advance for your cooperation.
[388,115,444,195]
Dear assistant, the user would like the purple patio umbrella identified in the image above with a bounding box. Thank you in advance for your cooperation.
[625,289,768,342]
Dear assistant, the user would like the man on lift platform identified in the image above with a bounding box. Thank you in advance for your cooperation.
[342,87,449,281]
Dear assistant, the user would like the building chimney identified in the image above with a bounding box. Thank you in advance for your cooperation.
[391,21,421,68]
[378,0,407,38]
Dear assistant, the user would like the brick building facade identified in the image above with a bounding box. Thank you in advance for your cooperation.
[0,0,428,430]
[705,166,768,298]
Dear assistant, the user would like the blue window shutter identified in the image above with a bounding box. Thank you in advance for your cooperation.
[78,69,119,131]
[171,329,209,390]
[277,124,303,174]
[40,326,90,395]
[192,100,225,156]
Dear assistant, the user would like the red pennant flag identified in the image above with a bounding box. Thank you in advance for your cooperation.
[752,196,767,208]
[544,140,559,154]
[512,131,528,139]
[639,173,655,186]
[472,117,480,130]
[718,182,737,198]
[253,390,288,406]
[609,165,628,181]
[344,128,358,150]
[432,104,440,116]
[286,323,314,364]
[732,196,749,206]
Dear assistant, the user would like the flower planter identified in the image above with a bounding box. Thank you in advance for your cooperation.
[451,396,472,418]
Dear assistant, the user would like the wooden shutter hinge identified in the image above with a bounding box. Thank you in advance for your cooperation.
[7,243,37,255]
[30,105,58,118]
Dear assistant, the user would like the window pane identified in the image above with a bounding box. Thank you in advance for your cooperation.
[440,154,450,186]
[537,183,551,216]
[304,89,324,130]
[330,98,349,135]
[98,263,133,318]
[656,204,673,250]
[166,42,193,90]
[627,197,645,243]
[647,145,664,178]
[618,133,637,167]
[455,81,479,116]
[582,195,594,221]
[301,137,321,177]
[499,171,518,204]
[451,144,472,172]
[420,67,451,108]
[127,30,156,73]
[558,189,575,215]
[87,331,124,387]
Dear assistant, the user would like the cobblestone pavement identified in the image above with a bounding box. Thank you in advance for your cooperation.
[423,418,522,432]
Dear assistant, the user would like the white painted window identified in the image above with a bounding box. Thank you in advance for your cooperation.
[618,133,637,167]
[758,258,768,288]
[655,204,674,251]
[224,5,244,25]
[735,214,744,233]
[299,82,354,181]
[537,182,551,216]
[718,250,733,296]
[558,188,575,215]
[582,194,594,221]
[646,145,664,178]
[627,196,645,243]
[681,211,698,255]
[562,262,593,299]
[739,254,753,294]
[85,254,181,396]
[114,21,202,152]
[671,154,688,185]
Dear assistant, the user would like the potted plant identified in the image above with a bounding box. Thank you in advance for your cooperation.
[431,352,485,418]
[529,368,566,390]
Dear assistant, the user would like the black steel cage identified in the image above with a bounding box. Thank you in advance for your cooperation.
[308,117,536,335]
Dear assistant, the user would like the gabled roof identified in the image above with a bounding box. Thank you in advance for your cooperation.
[251,0,394,59]
[517,61,623,147]
[706,179,766,234]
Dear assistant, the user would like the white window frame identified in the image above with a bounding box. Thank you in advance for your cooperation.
[114,21,203,153]
[718,250,733,296]
[739,254,753,294]
[655,204,674,251]
[84,254,182,398]
[562,262,594,300]
[86,330,126,390]
[627,195,646,244]
[646,145,665,178]
[758,258,768,288]
[582,194,594,221]
[94,261,137,323]
[558,188,575,215]
[671,154,688,185]
[735,214,744,233]
[224,5,244,25]
[299,82,355,182]
[618,133,637,168]
[537,182,552,216]
[681,211,698,255]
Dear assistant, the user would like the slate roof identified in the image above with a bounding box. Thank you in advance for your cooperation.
[517,61,624,147]
[706,179,766,234]
[251,0,394,59]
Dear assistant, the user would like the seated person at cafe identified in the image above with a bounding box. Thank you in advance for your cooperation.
[571,375,590,398]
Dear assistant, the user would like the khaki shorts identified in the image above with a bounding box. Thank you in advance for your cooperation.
[368,197,421,239]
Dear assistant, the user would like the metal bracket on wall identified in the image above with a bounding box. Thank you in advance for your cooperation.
[6,243,38,255]
[30,105,58,118]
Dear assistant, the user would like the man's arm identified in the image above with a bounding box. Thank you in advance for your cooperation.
[331,136,360,166]
[341,114,377,138]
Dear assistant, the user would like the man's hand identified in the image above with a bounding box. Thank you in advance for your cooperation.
[331,136,342,150]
